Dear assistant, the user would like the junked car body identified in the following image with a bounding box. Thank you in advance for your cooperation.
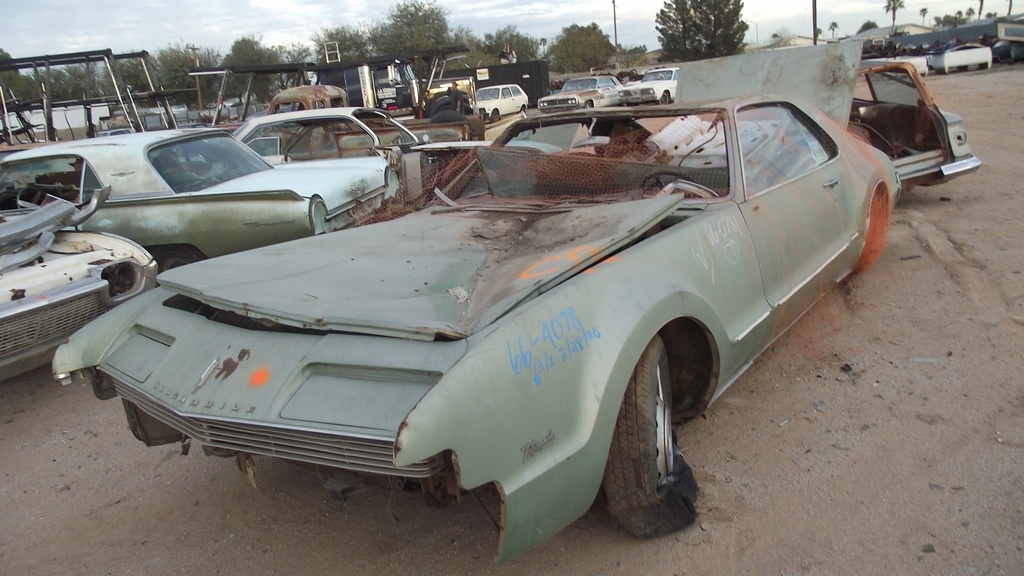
[233,107,469,166]
[538,75,623,113]
[674,46,981,189]
[851,61,981,188]
[926,43,993,74]
[0,188,155,381]
[55,43,900,562]
[0,131,399,269]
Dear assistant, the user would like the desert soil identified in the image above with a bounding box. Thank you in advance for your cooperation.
[1,66,1022,576]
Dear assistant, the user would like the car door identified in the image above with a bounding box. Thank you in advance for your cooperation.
[735,103,854,333]
[500,87,515,115]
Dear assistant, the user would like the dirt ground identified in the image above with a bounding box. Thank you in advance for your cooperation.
[2,67,1023,576]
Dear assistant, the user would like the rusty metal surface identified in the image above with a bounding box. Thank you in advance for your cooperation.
[156,195,684,340]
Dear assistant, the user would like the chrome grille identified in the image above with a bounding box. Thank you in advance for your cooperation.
[114,379,445,478]
[0,292,107,356]
[545,97,578,107]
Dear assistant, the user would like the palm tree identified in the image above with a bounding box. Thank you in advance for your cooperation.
[977,1,984,20]
[829,21,838,38]
[919,7,928,25]
[966,7,975,20]
[885,0,906,33]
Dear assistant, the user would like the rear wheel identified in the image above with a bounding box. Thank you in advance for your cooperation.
[519,104,527,115]
[852,184,891,275]
[602,335,698,537]
[150,245,206,272]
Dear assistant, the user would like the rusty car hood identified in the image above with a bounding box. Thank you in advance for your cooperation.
[157,195,688,340]
[675,42,861,128]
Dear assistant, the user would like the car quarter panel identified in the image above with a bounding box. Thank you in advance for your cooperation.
[81,190,315,257]
[394,203,772,561]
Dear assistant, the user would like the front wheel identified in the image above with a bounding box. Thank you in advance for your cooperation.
[602,335,698,537]
[659,91,672,105]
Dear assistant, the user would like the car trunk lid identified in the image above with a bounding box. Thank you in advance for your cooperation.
[675,42,861,128]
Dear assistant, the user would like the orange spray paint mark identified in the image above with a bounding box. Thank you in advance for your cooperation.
[250,368,271,387]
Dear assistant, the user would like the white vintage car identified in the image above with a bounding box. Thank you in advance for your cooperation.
[0,188,156,381]
[0,131,399,270]
[475,84,529,122]
[538,76,623,113]
[618,68,679,105]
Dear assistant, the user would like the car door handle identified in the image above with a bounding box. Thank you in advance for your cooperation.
[822,179,839,189]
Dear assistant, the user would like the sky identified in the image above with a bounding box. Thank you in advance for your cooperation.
[3,0,1013,60]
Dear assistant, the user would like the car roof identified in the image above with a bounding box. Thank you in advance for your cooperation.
[239,107,386,127]
[0,130,224,163]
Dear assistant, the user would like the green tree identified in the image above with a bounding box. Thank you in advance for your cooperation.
[857,20,879,33]
[965,7,975,20]
[0,49,36,101]
[618,45,649,68]
[369,0,452,55]
[221,35,283,102]
[479,25,545,64]
[655,0,747,63]
[545,23,615,73]
[919,7,928,24]
[313,25,371,63]
[152,43,222,109]
[884,0,906,32]
[829,21,838,37]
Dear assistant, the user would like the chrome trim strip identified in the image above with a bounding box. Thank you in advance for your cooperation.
[776,236,854,307]
[731,309,770,344]
[940,155,982,178]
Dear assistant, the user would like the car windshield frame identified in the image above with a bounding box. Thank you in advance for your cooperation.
[432,110,732,209]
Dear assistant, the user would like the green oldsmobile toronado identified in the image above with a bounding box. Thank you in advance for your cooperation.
[54,44,912,562]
